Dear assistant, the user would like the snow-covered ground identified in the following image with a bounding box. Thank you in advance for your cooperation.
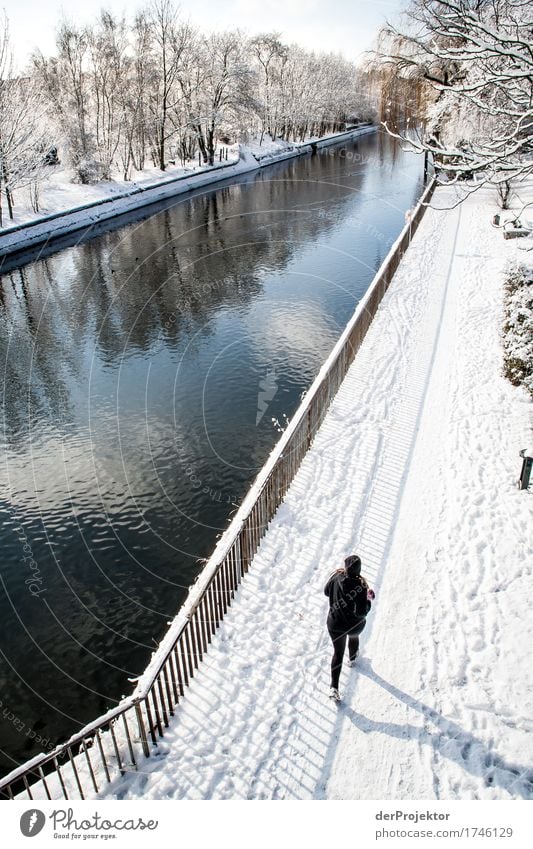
[94,183,533,799]
[3,146,239,229]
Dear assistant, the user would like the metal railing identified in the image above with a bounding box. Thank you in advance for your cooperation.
[0,176,436,801]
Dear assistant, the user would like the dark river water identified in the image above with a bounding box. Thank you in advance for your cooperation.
[0,131,423,775]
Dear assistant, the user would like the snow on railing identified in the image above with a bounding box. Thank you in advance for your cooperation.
[0,175,436,802]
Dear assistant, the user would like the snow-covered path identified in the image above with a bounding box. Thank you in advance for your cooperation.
[101,186,533,801]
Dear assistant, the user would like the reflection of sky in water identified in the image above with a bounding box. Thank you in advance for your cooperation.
[0,132,423,771]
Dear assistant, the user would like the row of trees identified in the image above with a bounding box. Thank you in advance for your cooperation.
[0,15,52,225]
[0,1,374,224]
[372,0,533,189]
[2,1,530,226]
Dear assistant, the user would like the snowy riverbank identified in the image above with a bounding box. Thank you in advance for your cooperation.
[94,181,532,801]
[0,126,375,260]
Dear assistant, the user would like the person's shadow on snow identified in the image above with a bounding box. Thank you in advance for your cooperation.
[338,659,533,800]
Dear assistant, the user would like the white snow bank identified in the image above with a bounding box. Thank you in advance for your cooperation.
[91,181,532,800]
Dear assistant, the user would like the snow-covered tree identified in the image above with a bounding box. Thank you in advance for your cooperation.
[249,33,288,142]
[0,14,52,224]
[247,44,367,144]
[375,0,533,186]
[23,5,373,187]
[33,21,100,182]
[147,0,189,171]
[128,11,153,173]
[87,11,129,179]
[194,31,253,165]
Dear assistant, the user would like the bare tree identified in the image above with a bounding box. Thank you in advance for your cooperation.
[88,11,128,179]
[250,33,287,143]
[148,0,187,170]
[33,20,100,182]
[0,14,52,225]
[375,0,533,188]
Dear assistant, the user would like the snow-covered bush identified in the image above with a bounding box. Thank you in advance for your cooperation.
[74,155,107,185]
[502,263,533,397]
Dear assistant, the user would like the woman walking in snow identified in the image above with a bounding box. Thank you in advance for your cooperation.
[324,554,374,701]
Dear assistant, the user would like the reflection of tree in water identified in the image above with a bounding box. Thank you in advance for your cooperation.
[0,145,365,430]
[0,261,79,449]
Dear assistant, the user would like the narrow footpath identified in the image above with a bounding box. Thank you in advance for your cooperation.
[102,185,533,800]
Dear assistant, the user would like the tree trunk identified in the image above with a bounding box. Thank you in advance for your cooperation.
[6,186,14,220]
[2,161,13,219]
[159,128,166,171]
[195,126,209,164]
[207,128,215,166]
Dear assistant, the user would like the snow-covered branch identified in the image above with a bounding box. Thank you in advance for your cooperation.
[373,0,533,190]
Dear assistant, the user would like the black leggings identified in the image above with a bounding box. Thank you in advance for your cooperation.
[327,615,366,690]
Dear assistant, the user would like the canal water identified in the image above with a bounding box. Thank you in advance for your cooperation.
[0,131,423,774]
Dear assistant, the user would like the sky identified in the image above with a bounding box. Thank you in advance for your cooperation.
[3,0,404,68]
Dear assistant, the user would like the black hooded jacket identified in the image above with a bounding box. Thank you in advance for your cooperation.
[324,570,371,629]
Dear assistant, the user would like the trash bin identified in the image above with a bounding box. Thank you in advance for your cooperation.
[519,447,533,490]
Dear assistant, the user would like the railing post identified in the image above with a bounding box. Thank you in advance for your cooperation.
[135,701,151,758]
